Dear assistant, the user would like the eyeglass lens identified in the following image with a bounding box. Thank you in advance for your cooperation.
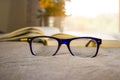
[70,38,97,57]
[31,37,58,56]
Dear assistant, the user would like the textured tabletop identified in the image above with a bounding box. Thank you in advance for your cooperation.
[0,42,120,80]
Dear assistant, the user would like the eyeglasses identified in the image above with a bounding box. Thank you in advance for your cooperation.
[27,36,102,58]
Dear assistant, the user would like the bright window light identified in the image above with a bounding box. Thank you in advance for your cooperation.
[65,0,119,17]
[63,0,119,34]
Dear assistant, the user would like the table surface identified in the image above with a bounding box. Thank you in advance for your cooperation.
[0,42,120,80]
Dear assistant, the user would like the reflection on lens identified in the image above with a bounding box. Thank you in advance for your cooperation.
[31,37,58,56]
[70,38,97,57]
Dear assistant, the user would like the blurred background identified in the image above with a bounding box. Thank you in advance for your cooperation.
[0,0,119,35]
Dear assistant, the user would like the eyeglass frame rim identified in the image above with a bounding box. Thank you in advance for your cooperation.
[27,36,102,58]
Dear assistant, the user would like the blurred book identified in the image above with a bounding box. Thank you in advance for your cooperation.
[0,27,45,41]
[0,27,76,41]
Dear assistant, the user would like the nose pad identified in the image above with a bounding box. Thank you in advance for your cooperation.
[60,45,69,53]
[52,44,61,56]
[66,44,75,56]
[53,44,70,56]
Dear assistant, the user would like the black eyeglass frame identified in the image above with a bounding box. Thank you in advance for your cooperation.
[27,36,102,57]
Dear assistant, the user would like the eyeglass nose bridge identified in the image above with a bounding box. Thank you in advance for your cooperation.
[60,39,70,45]
[60,39,75,56]
[52,39,71,56]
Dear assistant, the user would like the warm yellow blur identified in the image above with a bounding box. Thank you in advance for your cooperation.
[39,0,54,9]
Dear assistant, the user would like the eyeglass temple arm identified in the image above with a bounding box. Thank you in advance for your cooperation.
[85,40,95,47]
[40,39,48,45]
[33,39,48,45]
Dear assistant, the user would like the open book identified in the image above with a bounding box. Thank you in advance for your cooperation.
[1,27,120,48]
[0,27,44,41]
[0,27,76,42]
